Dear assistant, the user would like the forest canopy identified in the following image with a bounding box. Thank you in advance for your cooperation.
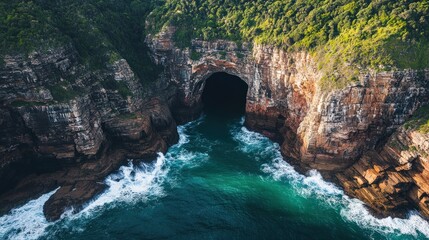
[1,0,429,89]
[0,0,161,82]
[147,0,429,88]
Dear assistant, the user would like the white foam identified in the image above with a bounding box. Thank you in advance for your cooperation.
[75,116,207,217]
[4,116,429,239]
[0,117,207,237]
[233,123,429,238]
[74,153,168,219]
[0,188,58,240]
[231,124,273,155]
[61,118,208,226]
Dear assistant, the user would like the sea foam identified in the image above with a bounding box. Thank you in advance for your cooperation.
[2,116,429,239]
[232,121,429,239]
[0,189,58,240]
[0,117,206,239]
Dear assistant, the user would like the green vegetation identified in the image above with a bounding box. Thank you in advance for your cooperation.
[236,51,245,59]
[219,51,227,59]
[0,1,67,53]
[2,0,429,90]
[148,0,429,88]
[1,0,163,83]
[49,82,79,102]
[404,104,429,134]
[101,78,133,98]
[190,49,202,61]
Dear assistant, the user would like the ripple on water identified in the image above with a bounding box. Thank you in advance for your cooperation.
[231,120,429,239]
[1,117,429,239]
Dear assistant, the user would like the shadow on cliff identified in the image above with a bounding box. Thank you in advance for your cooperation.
[201,72,248,118]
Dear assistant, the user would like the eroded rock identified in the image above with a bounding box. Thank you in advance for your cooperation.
[147,27,429,218]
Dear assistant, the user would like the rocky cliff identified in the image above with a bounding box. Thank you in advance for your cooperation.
[0,45,178,220]
[1,24,429,221]
[147,27,429,218]
[337,119,429,217]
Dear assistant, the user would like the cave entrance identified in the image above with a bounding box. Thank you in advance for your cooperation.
[201,72,248,116]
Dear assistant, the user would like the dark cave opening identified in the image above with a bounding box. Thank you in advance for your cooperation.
[201,72,248,116]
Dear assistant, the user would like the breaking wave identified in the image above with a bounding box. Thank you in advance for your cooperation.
[2,115,429,239]
[231,120,429,239]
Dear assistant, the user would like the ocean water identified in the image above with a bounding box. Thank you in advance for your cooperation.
[1,114,429,240]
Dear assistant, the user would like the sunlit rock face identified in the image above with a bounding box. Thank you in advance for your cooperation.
[1,24,429,221]
[147,26,429,217]
[337,126,429,218]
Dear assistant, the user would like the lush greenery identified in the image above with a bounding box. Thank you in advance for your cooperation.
[190,49,203,61]
[148,0,429,89]
[2,0,429,90]
[101,78,133,98]
[404,104,429,133]
[0,0,163,83]
[0,1,66,53]
[48,82,79,102]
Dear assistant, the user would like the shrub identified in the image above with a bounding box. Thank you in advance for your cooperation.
[147,0,429,89]
[101,78,132,98]
[49,82,79,102]
[404,104,429,134]
[190,49,202,61]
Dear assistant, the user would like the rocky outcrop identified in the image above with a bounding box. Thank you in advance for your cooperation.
[0,45,178,220]
[1,25,428,221]
[147,26,429,217]
[296,71,428,171]
[337,124,429,217]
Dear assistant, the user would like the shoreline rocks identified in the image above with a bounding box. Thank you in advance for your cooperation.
[1,28,429,221]
[0,45,179,220]
[147,27,429,218]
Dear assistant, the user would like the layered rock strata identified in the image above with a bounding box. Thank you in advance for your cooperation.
[1,25,429,221]
[147,27,429,217]
[337,125,429,217]
[0,45,178,220]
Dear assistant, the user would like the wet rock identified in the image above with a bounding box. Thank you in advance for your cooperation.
[44,181,106,221]
[339,126,429,218]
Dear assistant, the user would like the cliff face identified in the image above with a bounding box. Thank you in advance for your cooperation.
[0,45,178,220]
[337,125,429,217]
[1,25,429,220]
[147,27,429,217]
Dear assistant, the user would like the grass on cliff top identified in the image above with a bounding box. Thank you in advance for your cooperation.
[404,104,429,134]
[1,0,163,85]
[147,0,429,90]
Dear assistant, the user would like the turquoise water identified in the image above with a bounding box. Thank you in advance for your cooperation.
[1,114,429,240]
